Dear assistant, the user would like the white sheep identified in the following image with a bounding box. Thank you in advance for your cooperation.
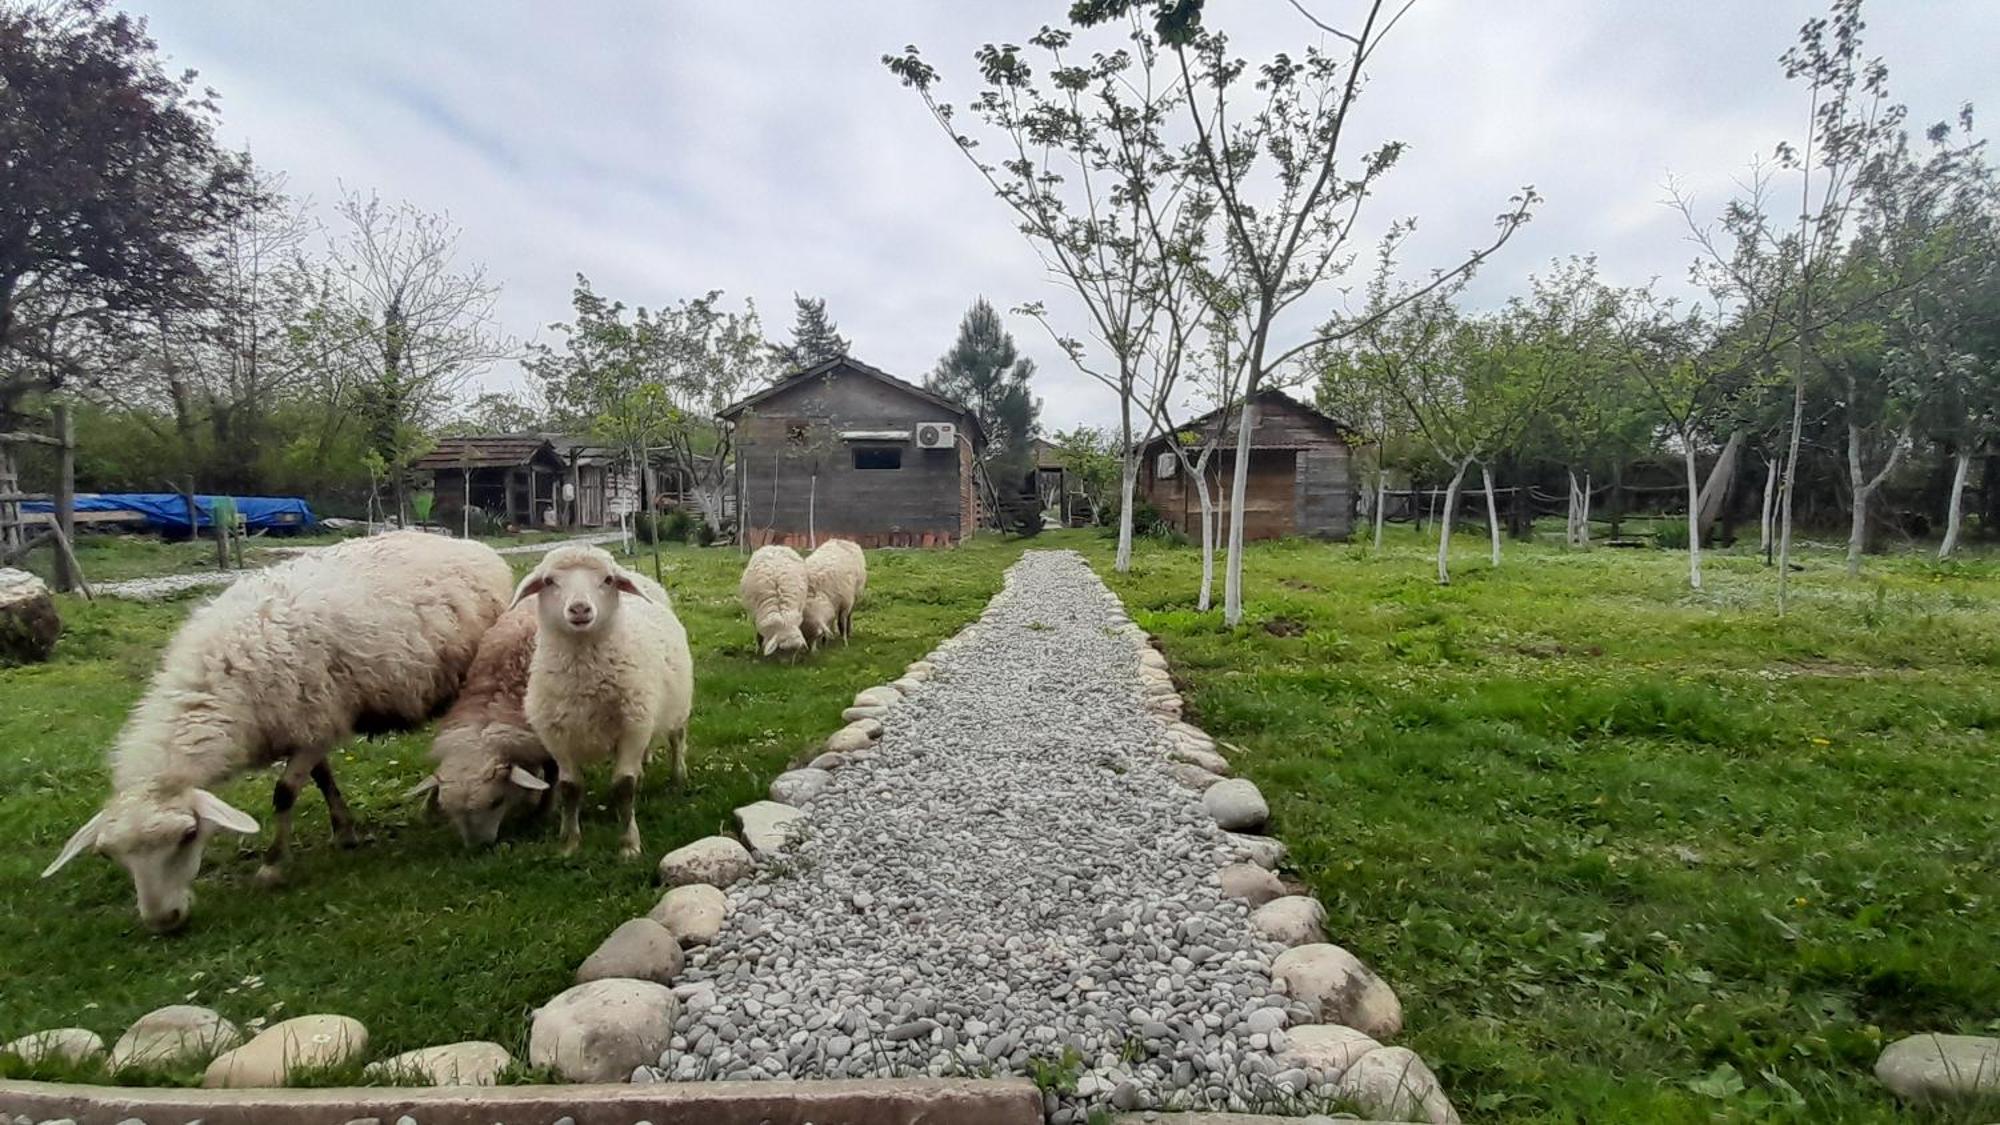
[408,600,552,847]
[43,531,513,931]
[739,544,808,657]
[802,538,867,646]
[515,546,693,858]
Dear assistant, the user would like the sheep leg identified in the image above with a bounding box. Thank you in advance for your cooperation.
[667,727,689,788]
[530,759,559,820]
[256,755,319,886]
[611,732,651,859]
[556,765,584,856]
[311,760,360,848]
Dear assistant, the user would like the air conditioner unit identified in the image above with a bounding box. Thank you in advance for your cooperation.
[914,422,957,449]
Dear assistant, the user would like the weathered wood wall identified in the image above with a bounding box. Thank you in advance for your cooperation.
[735,373,969,548]
[1137,394,1354,541]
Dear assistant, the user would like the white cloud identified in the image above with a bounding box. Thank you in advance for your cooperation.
[131,0,1998,430]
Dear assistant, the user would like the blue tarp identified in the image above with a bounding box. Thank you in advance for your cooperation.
[21,493,317,533]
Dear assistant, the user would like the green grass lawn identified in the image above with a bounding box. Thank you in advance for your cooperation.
[1084,526,2000,1124]
[0,535,1029,1085]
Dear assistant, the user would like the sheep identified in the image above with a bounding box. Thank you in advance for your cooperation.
[739,545,808,657]
[515,545,693,858]
[406,600,553,847]
[802,538,867,646]
[43,531,513,931]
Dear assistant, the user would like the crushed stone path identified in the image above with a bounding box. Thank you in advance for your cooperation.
[93,532,626,600]
[649,550,1314,1121]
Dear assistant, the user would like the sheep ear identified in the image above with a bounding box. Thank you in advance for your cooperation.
[42,811,106,878]
[510,572,548,607]
[191,789,261,835]
[404,775,441,800]
[612,574,643,597]
[508,765,550,791]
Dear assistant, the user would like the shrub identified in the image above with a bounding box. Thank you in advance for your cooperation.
[1655,519,1690,550]
[661,508,696,543]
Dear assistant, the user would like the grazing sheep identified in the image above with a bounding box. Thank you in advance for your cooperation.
[802,538,867,646]
[43,532,513,931]
[408,601,553,847]
[739,545,808,657]
[516,546,693,857]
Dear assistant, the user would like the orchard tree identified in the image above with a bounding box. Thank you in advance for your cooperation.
[1069,0,1537,623]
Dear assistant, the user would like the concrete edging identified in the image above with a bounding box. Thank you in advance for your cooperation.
[0,1075,1043,1125]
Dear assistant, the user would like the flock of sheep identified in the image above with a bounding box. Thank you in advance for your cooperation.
[40,531,868,933]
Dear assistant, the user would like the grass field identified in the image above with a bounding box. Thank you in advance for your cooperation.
[0,535,1029,1085]
[1085,526,2000,1123]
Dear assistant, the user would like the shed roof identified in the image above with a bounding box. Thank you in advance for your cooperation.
[717,355,985,445]
[1139,388,1356,454]
[413,434,562,470]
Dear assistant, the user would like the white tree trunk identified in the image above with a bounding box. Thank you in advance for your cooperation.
[1371,466,1387,552]
[1580,472,1592,546]
[1192,463,1216,611]
[1565,469,1580,547]
[1846,421,1868,577]
[1778,376,1805,615]
[1939,449,1973,559]
[808,469,817,550]
[1222,400,1256,626]
[1114,453,1138,573]
[1682,441,1703,590]
[1436,459,1470,585]
[1759,458,1778,559]
[1481,463,1501,567]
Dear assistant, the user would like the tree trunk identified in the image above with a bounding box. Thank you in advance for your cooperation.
[1777,372,1806,615]
[1482,462,1501,567]
[1193,466,1216,612]
[1846,422,1868,577]
[1608,461,1625,538]
[1222,399,1256,626]
[808,466,817,550]
[1696,430,1741,542]
[1580,471,1592,546]
[1682,441,1703,591]
[1759,457,1778,562]
[462,467,471,539]
[1565,468,1580,547]
[1437,460,1470,585]
[1114,396,1137,574]
[1939,449,1974,559]
[1371,464,1387,552]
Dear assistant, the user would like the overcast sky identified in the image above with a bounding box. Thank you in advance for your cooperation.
[129,1,1998,431]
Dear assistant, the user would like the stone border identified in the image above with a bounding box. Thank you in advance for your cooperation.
[0,1075,1042,1125]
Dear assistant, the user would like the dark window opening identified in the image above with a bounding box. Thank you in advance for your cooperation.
[852,446,903,470]
[786,422,810,446]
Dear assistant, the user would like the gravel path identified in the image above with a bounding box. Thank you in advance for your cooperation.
[94,532,627,600]
[649,550,1312,1120]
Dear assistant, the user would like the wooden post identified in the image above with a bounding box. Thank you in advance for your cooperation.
[52,405,78,592]
[47,521,92,600]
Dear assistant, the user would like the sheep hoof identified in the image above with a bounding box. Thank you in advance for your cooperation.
[619,839,643,860]
[558,836,581,857]
[253,864,285,888]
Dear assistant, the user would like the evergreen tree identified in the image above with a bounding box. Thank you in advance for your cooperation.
[926,297,1040,457]
[768,294,851,371]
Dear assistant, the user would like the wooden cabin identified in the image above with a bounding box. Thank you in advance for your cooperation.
[416,434,657,529]
[719,356,984,548]
[1138,389,1357,541]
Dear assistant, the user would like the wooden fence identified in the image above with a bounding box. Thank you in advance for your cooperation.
[0,404,88,595]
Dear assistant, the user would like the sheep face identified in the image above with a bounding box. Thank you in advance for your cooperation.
[43,788,260,933]
[419,733,550,847]
[514,547,643,639]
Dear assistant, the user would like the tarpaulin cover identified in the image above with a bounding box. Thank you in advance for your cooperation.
[21,493,317,532]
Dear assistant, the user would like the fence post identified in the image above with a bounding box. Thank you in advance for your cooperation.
[52,404,78,593]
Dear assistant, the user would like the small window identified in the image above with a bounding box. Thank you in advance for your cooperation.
[853,446,903,470]
[786,422,810,446]
[1156,451,1178,479]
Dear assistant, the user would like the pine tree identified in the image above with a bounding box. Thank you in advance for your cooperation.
[926,297,1040,457]
[768,294,851,371]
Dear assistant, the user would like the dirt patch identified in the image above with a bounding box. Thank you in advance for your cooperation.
[1278,578,1322,592]
[1262,617,1308,638]
[1514,641,1603,659]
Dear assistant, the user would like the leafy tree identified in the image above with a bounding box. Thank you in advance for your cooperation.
[927,297,1041,459]
[1049,425,1120,527]
[447,390,544,435]
[767,294,849,372]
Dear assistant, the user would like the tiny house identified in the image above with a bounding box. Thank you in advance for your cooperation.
[1138,389,1357,541]
[719,356,984,548]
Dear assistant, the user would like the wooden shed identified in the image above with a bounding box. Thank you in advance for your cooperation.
[1138,389,1357,541]
[719,356,984,548]
[415,435,569,529]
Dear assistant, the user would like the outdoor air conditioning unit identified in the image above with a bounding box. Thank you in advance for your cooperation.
[914,422,957,449]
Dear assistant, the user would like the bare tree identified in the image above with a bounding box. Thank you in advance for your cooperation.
[308,190,508,524]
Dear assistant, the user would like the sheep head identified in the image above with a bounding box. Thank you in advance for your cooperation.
[43,787,260,933]
[415,729,550,847]
[801,591,836,648]
[513,546,643,639]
